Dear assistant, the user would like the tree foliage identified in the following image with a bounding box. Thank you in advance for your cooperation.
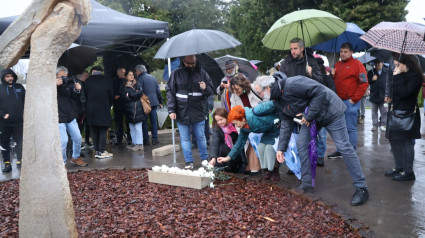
[318,0,408,31]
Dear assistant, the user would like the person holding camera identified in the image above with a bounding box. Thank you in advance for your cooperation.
[56,66,87,166]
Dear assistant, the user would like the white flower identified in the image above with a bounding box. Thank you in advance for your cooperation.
[152,166,160,172]
[274,118,280,124]
[209,182,214,188]
[201,160,209,166]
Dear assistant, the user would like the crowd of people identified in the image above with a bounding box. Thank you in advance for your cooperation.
[1,38,424,207]
[167,40,424,207]
[0,64,163,170]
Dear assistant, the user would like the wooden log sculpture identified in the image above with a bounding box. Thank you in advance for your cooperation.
[0,0,91,237]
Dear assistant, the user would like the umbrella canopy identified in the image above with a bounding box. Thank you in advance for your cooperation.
[215,55,258,81]
[58,44,98,76]
[197,53,225,91]
[369,47,393,63]
[0,0,169,54]
[356,52,376,64]
[360,22,425,55]
[262,9,347,50]
[311,22,371,53]
[154,29,241,59]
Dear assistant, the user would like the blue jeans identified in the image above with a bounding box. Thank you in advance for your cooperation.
[59,119,81,163]
[317,127,327,158]
[296,115,367,188]
[343,99,361,150]
[177,120,208,163]
[129,121,143,145]
[142,106,158,143]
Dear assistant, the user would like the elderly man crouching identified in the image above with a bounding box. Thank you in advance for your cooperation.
[253,72,369,206]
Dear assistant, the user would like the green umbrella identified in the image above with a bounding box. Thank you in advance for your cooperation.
[262,9,346,51]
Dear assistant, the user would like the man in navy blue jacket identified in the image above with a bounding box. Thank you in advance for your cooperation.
[0,69,25,172]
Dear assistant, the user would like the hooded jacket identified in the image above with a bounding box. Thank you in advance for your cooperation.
[166,62,213,124]
[270,72,346,152]
[0,69,25,125]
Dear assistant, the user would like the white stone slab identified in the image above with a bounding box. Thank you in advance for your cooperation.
[148,170,211,189]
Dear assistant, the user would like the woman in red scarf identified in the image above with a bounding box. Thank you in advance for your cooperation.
[209,108,244,172]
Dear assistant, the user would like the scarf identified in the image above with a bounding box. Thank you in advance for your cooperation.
[221,123,237,148]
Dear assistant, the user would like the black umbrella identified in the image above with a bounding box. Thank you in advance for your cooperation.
[197,53,224,92]
[369,48,393,64]
[58,44,98,76]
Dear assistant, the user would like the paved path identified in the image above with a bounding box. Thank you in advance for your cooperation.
[1,109,424,237]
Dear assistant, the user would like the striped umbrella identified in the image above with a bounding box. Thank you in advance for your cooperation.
[360,22,425,55]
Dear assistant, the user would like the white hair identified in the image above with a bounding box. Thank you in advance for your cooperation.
[254,75,275,90]
[135,64,147,73]
[56,66,68,75]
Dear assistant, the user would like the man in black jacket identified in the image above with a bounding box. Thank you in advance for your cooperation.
[368,59,390,131]
[136,64,163,145]
[0,69,25,172]
[56,66,87,167]
[113,67,131,145]
[279,38,322,83]
[254,72,369,206]
[166,55,213,169]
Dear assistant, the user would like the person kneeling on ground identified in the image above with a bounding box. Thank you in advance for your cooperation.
[217,101,281,181]
[208,108,245,173]
[266,72,369,206]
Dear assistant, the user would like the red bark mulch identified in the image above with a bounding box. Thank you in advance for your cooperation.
[1,169,359,237]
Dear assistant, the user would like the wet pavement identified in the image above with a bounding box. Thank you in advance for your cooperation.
[1,109,425,237]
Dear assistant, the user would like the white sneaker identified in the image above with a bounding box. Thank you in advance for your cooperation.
[380,126,386,132]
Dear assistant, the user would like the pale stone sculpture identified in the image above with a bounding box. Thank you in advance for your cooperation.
[0,0,90,237]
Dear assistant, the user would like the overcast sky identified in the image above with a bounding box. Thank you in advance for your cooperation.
[1,0,425,24]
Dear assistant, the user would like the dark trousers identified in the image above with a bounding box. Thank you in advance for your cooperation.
[77,115,91,145]
[114,109,131,144]
[142,106,158,143]
[389,139,415,173]
[90,126,108,152]
[1,124,23,162]
[215,143,242,173]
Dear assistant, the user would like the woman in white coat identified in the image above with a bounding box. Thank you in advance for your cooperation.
[229,73,262,174]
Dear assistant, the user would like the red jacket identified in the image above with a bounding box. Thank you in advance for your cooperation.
[334,56,369,103]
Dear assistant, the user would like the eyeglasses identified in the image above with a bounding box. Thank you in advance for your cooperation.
[184,61,196,66]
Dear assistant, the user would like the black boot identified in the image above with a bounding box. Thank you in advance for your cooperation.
[2,162,12,173]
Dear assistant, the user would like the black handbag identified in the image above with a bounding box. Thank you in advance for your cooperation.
[387,103,419,132]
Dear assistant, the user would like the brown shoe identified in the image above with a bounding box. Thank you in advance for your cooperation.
[71,157,88,167]
[271,167,281,182]
[263,169,272,180]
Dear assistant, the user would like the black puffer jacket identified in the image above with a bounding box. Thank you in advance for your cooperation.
[120,82,146,124]
[0,69,25,125]
[166,63,213,124]
[270,72,345,152]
